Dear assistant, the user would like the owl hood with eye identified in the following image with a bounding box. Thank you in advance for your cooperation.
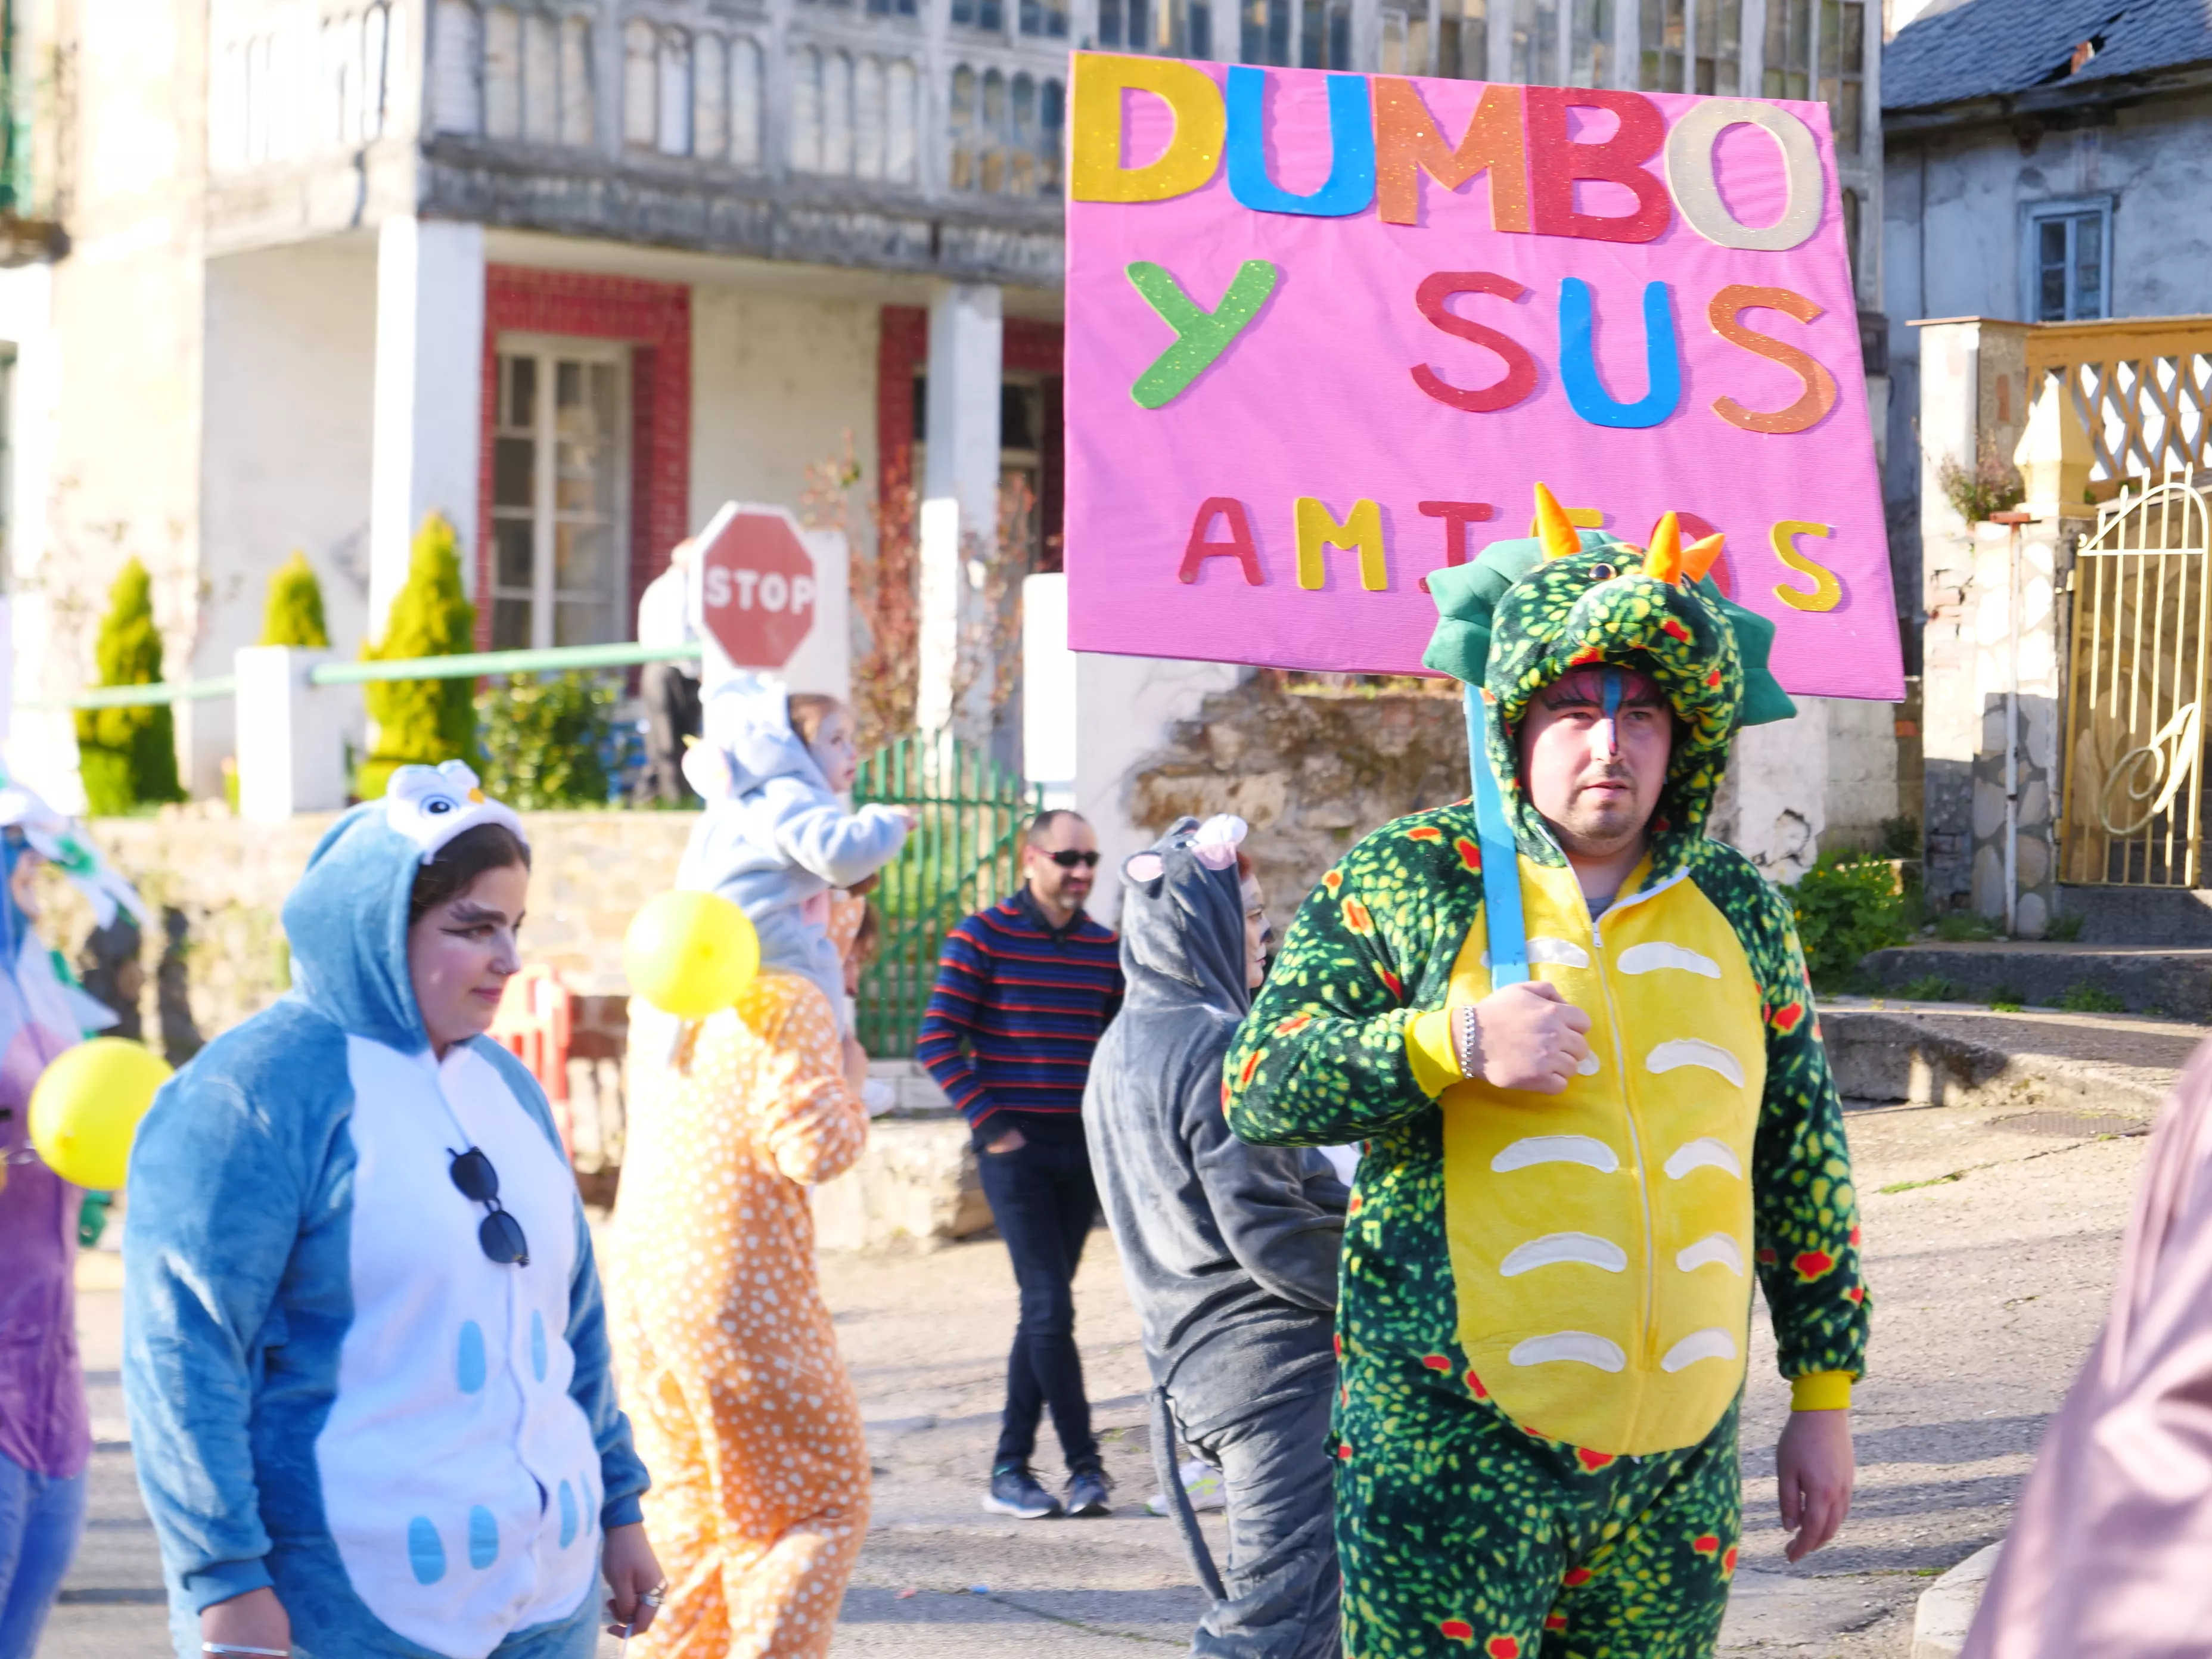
[1424,484,1796,859]
[279,762,529,1053]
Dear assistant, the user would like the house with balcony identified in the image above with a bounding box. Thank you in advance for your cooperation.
[0,0,1892,847]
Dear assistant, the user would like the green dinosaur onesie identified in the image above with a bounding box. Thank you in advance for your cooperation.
[1225,502,1869,1659]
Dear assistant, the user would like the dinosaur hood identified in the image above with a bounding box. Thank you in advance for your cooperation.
[1422,489,1795,859]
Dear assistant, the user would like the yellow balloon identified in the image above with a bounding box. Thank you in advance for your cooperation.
[623,890,760,1018]
[29,1037,175,1191]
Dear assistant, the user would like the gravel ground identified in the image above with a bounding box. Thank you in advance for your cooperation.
[42,1070,2167,1658]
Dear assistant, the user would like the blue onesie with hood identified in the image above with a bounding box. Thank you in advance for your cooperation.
[676,676,908,1024]
[122,763,648,1659]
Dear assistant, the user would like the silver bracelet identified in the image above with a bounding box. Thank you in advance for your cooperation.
[203,1646,290,1657]
[1452,1003,1481,1079]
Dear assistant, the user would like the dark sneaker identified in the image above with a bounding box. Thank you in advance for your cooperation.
[983,1463,1065,1519]
[1065,1464,1113,1518]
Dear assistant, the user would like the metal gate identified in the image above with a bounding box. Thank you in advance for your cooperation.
[2062,479,2212,885]
[853,734,1044,1058]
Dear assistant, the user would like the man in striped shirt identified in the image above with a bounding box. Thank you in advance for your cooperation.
[918,809,1125,1521]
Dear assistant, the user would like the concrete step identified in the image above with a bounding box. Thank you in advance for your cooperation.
[1912,1542,2000,1658]
[1822,999,2201,1117]
[1857,940,2212,1021]
[2059,883,2212,946]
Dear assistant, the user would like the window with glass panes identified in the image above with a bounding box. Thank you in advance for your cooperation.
[490,340,630,651]
[1817,0,1863,153]
[1568,0,1611,84]
[2028,204,2109,322]
[1509,0,1558,82]
[1641,0,1737,92]
[1763,0,1810,98]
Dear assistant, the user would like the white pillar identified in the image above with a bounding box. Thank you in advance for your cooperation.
[915,281,1002,741]
[233,647,350,821]
[369,217,485,638]
[1021,572,1074,805]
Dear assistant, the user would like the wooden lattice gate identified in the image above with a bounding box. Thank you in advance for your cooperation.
[2062,479,2212,886]
[853,734,1043,1058]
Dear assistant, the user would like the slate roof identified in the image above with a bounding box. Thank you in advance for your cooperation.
[1884,0,2212,114]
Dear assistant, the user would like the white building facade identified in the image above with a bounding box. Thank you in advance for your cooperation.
[0,0,1888,841]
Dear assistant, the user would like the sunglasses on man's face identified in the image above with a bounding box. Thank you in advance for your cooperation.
[449,1146,531,1266]
[1040,849,1101,869]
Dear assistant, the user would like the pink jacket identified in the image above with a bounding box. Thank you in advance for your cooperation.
[1964,1037,2212,1658]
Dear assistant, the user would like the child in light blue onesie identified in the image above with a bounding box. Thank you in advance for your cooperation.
[676,678,911,1027]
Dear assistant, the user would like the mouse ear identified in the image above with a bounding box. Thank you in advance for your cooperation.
[1122,852,1167,886]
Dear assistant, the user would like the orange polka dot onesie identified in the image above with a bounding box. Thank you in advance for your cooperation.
[610,973,871,1659]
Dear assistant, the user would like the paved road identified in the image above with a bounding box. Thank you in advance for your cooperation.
[43,1074,2164,1658]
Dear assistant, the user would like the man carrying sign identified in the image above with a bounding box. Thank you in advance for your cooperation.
[1225,490,1866,1657]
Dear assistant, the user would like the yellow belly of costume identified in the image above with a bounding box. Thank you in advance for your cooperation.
[1439,859,1766,1456]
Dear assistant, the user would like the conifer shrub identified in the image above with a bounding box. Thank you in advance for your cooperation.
[357,513,477,800]
[260,551,331,648]
[76,558,185,815]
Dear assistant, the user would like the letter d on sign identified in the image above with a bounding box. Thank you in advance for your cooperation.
[1071,54,1226,203]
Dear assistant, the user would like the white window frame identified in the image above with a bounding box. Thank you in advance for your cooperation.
[490,333,633,652]
[2021,195,2114,324]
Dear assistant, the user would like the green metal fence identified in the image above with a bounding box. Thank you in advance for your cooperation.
[854,733,1042,1060]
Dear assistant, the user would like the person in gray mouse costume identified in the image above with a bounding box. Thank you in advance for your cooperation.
[1084,813,1348,1659]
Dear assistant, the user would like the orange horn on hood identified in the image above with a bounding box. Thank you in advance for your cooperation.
[1533,483,1582,561]
[1642,512,1685,583]
[1682,533,1725,584]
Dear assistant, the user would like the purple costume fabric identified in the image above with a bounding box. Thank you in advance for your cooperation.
[0,999,87,1482]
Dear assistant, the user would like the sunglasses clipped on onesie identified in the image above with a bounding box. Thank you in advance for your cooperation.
[449,1145,532,1266]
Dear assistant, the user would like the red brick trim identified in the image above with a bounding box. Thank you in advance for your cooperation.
[875,306,1064,566]
[480,267,692,648]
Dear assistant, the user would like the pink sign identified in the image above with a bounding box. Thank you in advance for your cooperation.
[1063,55,1902,701]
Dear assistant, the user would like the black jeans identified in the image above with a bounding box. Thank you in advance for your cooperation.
[635,663,701,804]
[977,1127,1100,1472]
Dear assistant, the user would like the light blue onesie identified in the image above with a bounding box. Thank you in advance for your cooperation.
[122,765,649,1659]
[677,678,909,1024]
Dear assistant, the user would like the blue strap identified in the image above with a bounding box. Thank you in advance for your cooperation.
[1464,686,1528,987]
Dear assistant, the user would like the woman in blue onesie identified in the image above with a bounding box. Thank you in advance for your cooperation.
[123,762,663,1659]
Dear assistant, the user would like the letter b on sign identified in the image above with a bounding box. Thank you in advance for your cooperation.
[698,511,819,669]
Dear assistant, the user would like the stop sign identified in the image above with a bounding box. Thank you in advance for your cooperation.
[697,510,818,669]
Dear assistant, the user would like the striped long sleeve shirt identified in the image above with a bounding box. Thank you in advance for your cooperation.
[917,888,1123,1141]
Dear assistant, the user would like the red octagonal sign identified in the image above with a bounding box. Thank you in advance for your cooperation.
[698,510,818,669]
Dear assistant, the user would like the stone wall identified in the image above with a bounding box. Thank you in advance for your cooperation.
[35,805,702,1058]
[1126,674,1474,910]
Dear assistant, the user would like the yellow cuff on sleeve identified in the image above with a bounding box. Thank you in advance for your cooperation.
[1407,1008,1461,1098]
[1790,1372,1853,1412]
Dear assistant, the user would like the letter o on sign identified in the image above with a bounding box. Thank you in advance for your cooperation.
[760,573,788,612]
[1663,100,1822,252]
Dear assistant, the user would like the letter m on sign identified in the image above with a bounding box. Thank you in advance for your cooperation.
[1295,498,1387,591]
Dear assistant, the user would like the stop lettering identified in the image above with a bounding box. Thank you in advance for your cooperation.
[698,512,818,669]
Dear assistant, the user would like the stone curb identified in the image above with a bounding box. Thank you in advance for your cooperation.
[1911,1541,2001,1658]
[1822,1009,2174,1118]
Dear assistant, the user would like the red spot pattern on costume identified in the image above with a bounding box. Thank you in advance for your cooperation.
[1378,967,1404,997]
[1348,1192,1363,1215]
[1422,1354,1452,1372]
[1794,1250,1835,1282]
[1438,1621,1474,1643]
[1561,1568,1593,1588]
[1407,825,1444,841]
[1323,869,1344,894]
[1575,1448,1615,1472]
[1770,1000,1805,1032]
[1343,899,1374,933]
[1486,1638,1522,1659]
[1569,646,1602,665]
[1544,1614,1568,1633]
[1722,1545,1739,1576]
[1273,1013,1313,1035]
[1662,619,1692,642]
[1691,1534,1720,1555]
[1706,667,1723,687]
[1337,1443,1353,1461]
[1465,1369,1489,1398]
[1756,1247,1778,1266]
[1454,837,1483,873]
[1848,1224,1862,1245]
[1239,1050,1264,1087]
[1847,1285,1866,1303]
